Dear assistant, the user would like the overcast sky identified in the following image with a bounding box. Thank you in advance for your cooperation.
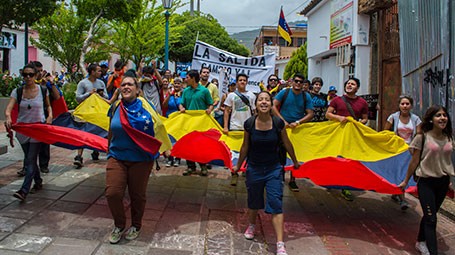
[177,0,311,34]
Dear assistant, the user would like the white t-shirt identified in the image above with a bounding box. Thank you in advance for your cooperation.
[396,119,414,144]
[224,91,256,130]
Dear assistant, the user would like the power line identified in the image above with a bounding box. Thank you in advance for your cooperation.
[268,0,312,26]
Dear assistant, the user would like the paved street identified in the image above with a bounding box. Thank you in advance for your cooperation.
[0,126,455,255]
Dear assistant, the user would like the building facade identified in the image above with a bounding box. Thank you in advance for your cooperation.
[1,27,63,76]
[252,25,307,79]
[301,0,371,96]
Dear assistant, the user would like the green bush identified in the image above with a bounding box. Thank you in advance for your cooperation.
[62,82,78,110]
[0,73,22,97]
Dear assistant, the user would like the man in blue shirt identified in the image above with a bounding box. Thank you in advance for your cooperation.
[272,73,314,192]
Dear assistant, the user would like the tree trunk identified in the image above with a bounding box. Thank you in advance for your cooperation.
[79,9,104,76]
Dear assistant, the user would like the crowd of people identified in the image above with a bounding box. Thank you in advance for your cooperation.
[3,60,454,255]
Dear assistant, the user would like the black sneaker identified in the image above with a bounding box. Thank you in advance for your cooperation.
[73,155,83,169]
[17,169,26,177]
[182,168,195,176]
[288,181,300,192]
[200,166,208,176]
[13,190,26,201]
[30,183,43,194]
[40,167,49,173]
[230,173,239,186]
[91,151,100,161]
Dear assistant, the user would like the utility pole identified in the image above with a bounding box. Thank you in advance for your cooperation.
[190,0,194,16]
[197,0,200,13]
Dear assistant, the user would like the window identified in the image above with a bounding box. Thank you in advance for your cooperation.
[263,36,273,45]
[278,37,287,46]
[296,37,306,47]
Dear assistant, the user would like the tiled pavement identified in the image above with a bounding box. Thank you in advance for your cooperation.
[0,127,455,254]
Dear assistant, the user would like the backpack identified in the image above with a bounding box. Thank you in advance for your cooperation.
[244,115,287,166]
[280,88,307,112]
[16,85,48,117]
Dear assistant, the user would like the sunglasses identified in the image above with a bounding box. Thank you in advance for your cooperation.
[294,79,304,84]
[22,73,35,78]
[269,78,278,82]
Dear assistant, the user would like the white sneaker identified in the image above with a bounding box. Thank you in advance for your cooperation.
[415,241,430,255]
[244,224,255,240]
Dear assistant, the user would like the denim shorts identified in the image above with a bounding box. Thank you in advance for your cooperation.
[245,163,283,214]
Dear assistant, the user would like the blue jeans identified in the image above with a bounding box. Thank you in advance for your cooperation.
[245,163,283,214]
[20,142,43,194]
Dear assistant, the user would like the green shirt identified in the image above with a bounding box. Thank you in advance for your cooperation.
[181,84,214,110]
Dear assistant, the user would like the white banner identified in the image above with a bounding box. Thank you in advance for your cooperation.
[191,40,276,93]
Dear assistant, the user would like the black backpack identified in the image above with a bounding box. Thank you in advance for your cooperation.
[244,115,287,166]
[16,85,48,117]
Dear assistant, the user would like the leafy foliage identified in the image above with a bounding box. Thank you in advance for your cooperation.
[283,42,308,80]
[30,1,109,73]
[170,11,250,63]
[0,0,58,33]
[62,82,78,110]
[0,72,22,97]
[108,0,183,69]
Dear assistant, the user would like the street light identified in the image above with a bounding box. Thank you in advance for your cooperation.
[162,0,173,71]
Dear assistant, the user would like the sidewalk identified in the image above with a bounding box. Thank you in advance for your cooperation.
[0,126,455,254]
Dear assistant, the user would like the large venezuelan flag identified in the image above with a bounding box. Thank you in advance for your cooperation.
[12,95,172,153]
[164,111,414,194]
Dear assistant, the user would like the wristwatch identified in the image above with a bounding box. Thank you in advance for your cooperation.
[295,120,300,125]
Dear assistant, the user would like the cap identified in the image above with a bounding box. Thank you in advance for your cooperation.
[100,61,108,68]
[328,86,337,92]
[179,71,187,78]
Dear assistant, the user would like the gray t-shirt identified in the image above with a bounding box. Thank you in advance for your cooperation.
[11,85,48,144]
[141,80,162,115]
[76,78,108,103]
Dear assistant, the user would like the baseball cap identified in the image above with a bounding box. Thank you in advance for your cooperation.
[328,86,337,92]
[100,61,108,68]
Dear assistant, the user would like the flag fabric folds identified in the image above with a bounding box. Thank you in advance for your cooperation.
[73,94,111,131]
[12,123,107,152]
[278,7,293,45]
[164,111,415,194]
[171,129,232,169]
[12,95,171,154]
[118,100,162,156]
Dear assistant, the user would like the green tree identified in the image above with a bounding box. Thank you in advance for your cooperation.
[73,0,141,74]
[0,0,58,34]
[283,42,308,80]
[30,2,108,75]
[108,0,183,70]
[170,11,249,63]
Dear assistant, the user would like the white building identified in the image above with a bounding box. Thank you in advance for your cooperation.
[301,0,371,95]
[1,27,63,76]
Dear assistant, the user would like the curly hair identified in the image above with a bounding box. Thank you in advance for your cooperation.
[421,105,453,140]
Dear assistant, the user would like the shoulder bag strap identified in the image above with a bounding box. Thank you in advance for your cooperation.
[341,95,357,119]
[413,134,426,182]
[234,90,254,115]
